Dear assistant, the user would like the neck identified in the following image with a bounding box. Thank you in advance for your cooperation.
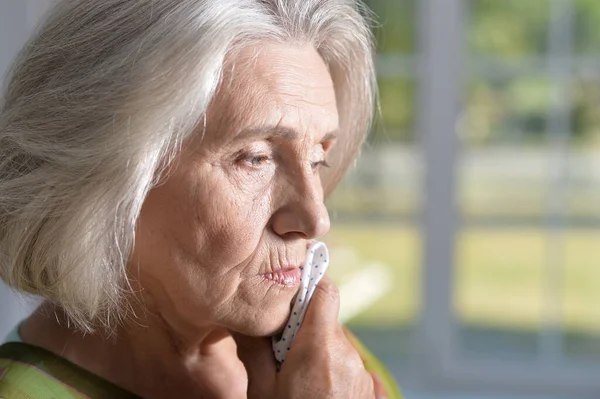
[19,302,248,399]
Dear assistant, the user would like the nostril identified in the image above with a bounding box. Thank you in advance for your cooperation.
[270,184,329,240]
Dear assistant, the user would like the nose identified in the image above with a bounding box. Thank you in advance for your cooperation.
[270,173,331,241]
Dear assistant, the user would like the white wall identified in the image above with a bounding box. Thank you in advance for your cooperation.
[0,0,52,339]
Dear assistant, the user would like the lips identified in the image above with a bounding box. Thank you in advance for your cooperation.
[262,268,301,287]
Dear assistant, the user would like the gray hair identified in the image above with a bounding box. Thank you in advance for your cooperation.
[0,0,376,331]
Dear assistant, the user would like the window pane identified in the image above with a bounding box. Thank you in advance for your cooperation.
[468,0,551,58]
[563,231,600,361]
[367,0,416,54]
[460,78,554,220]
[377,77,415,143]
[463,78,553,147]
[574,0,600,55]
[570,79,600,149]
[455,228,545,359]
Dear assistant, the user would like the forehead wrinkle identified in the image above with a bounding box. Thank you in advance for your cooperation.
[200,43,338,152]
[202,74,272,150]
[231,125,338,146]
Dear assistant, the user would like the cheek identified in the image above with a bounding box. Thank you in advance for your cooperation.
[137,159,277,290]
[193,177,274,268]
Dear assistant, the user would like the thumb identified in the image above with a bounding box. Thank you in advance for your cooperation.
[298,274,340,334]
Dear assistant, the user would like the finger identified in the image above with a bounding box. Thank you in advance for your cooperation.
[299,274,340,333]
[371,372,388,399]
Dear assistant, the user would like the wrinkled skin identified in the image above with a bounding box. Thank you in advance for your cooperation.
[134,43,336,339]
[21,43,383,399]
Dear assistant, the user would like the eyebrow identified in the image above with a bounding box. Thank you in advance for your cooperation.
[236,125,338,143]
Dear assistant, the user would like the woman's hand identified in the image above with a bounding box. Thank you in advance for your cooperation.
[235,276,385,399]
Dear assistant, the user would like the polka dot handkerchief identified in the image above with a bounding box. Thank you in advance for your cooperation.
[272,241,329,364]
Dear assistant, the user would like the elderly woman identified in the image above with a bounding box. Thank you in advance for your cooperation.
[0,0,402,398]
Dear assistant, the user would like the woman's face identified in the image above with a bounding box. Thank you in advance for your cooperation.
[132,43,338,337]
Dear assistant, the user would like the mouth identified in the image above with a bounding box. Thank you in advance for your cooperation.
[261,267,302,288]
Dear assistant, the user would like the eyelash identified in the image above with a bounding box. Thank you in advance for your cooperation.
[311,160,330,170]
[239,154,330,170]
[247,155,271,167]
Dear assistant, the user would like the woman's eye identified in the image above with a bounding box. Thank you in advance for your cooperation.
[245,155,271,167]
[311,159,330,170]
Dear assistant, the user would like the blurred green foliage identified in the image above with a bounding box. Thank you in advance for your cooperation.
[370,0,600,146]
[368,0,415,53]
[375,78,415,142]
[575,0,600,54]
[468,0,550,57]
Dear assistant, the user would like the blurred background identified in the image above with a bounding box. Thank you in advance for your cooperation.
[1,0,600,398]
[325,0,600,398]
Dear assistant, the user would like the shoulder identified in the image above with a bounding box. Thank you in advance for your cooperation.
[0,342,139,399]
[0,343,88,398]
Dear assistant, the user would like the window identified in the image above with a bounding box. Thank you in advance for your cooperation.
[329,0,600,396]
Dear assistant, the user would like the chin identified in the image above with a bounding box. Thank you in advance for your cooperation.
[233,303,293,337]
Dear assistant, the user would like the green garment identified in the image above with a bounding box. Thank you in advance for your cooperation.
[0,342,140,398]
[0,337,402,398]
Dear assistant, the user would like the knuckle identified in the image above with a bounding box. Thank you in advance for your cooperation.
[346,348,366,370]
[317,280,340,303]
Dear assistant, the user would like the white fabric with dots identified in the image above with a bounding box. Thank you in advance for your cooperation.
[272,241,329,364]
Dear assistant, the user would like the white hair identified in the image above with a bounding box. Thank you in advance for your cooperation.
[0,0,376,331]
